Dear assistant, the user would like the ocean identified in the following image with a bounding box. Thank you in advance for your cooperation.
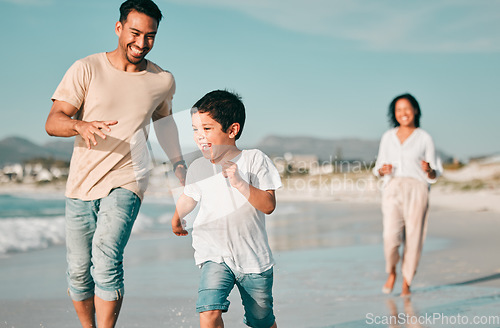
[2,192,500,327]
[0,192,176,256]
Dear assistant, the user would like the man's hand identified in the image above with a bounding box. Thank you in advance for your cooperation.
[174,164,187,186]
[74,120,118,149]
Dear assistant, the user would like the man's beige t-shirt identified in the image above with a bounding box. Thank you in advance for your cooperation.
[52,53,175,201]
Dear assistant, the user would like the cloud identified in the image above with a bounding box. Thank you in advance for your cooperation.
[0,0,52,5]
[167,0,500,53]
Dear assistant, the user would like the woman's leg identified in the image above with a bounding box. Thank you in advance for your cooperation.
[381,179,405,293]
[401,180,429,295]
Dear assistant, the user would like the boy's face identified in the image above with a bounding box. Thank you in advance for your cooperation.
[192,111,238,163]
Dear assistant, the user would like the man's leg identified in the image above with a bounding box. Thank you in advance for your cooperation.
[92,188,141,328]
[72,298,96,328]
[65,198,98,327]
[95,296,123,328]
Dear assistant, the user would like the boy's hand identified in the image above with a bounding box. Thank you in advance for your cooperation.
[172,217,188,236]
[221,161,246,189]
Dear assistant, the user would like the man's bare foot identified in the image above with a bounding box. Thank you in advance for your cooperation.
[401,277,411,297]
[382,271,396,294]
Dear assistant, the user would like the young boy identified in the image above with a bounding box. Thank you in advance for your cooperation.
[172,90,281,328]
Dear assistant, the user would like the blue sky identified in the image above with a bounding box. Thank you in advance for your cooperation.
[0,0,499,161]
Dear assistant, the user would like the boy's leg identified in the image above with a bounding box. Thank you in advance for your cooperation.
[92,188,141,328]
[200,310,224,328]
[197,262,235,328]
[65,198,98,327]
[236,267,276,328]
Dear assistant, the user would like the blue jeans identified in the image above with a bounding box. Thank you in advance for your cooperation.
[197,261,275,328]
[65,188,141,301]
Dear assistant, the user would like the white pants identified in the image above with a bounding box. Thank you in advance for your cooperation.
[382,177,429,285]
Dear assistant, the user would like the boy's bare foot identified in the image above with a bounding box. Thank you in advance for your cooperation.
[400,277,411,297]
[382,271,396,294]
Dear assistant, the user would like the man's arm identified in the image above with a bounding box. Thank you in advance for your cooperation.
[45,100,117,149]
[153,114,186,185]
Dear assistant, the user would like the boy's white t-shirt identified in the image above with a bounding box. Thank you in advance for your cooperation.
[183,149,282,274]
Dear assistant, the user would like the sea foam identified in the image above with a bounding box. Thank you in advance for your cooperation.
[0,216,66,254]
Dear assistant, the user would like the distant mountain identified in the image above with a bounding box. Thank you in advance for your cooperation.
[43,139,75,159]
[0,135,454,167]
[256,135,380,162]
[0,136,73,166]
[256,135,454,164]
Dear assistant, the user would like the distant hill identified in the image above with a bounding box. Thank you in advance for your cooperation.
[0,136,73,166]
[256,135,380,162]
[0,135,454,167]
[256,135,454,164]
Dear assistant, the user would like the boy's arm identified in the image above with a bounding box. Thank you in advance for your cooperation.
[222,161,276,215]
[171,193,197,236]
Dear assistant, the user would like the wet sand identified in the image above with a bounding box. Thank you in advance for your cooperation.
[1,200,499,327]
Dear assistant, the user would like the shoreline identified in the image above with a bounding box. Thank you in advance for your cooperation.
[1,194,500,326]
[1,180,500,214]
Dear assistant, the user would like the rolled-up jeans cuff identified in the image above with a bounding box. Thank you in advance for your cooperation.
[95,286,124,301]
[67,287,94,302]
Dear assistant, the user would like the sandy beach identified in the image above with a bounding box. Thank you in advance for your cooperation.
[1,179,500,328]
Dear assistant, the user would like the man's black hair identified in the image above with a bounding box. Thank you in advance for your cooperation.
[119,0,163,25]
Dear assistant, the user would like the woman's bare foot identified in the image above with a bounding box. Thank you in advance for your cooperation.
[382,271,396,294]
[401,277,411,297]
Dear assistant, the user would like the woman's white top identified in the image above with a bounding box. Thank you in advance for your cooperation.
[373,128,442,186]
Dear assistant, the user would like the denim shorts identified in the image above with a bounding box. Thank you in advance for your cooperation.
[196,261,275,328]
[65,188,141,302]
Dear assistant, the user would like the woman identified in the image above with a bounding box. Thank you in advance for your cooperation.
[373,93,442,296]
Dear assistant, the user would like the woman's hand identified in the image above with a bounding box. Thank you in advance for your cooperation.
[421,160,436,179]
[379,164,393,176]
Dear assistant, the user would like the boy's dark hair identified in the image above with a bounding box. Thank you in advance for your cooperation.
[388,93,421,128]
[192,90,246,140]
[120,0,163,25]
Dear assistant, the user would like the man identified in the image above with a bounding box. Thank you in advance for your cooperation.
[45,1,185,327]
